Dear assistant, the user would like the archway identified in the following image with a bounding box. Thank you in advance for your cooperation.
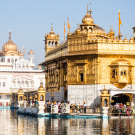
[111,94,130,105]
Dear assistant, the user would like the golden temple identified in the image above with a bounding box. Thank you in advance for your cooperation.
[41,4,135,106]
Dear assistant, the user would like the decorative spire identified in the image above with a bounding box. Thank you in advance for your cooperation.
[77,23,80,29]
[9,29,11,40]
[87,4,89,13]
[89,3,92,15]
[51,23,53,32]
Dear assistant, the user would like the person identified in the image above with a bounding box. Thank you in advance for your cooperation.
[119,103,123,116]
[83,102,87,113]
[123,104,126,116]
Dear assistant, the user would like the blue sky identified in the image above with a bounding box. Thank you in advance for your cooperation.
[0,0,135,67]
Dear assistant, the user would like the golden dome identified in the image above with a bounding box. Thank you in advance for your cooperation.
[118,38,123,43]
[124,36,128,43]
[100,85,110,97]
[38,82,45,91]
[95,26,106,34]
[82,4,94,24]
[48,24,56,37]
[76,24,81,35]
[129,36,134,43]
[2,31,18,52]
[82,13,94,24]
[28,49,34,54]
[18,87,23,93]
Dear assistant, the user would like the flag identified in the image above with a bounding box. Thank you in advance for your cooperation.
[67,17,71,29]
[118,11,122,25]
[68,21,71,29]
[64,22,66,34]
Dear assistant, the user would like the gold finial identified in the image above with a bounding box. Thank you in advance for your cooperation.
[87,4,89,13]
[9,29,11,40]
[51,23,53,32]
[89,3,92,15]
[77,23,80,29]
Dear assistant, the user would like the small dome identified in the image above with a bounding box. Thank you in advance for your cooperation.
[95,26,106,34]
[28,49,34,54]
[129,36,134,43]
[3,39,17,52]
[3,31,18,52]
[82,13,94,24]
[48,24,56,37]
[124,36,128,43]
[38,82,45,91]
[118,38,123,43]
[18,87,23,93]
[76,24,81,35]
[102,88,108,94]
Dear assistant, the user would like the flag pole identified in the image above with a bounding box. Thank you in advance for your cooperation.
[119,10,120,37]
[67,16,69,34]
[64,21,65,42]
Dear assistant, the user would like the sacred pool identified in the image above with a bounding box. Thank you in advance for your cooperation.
[0,109,135,135]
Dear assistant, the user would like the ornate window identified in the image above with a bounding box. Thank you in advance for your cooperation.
[11,58,14,63]
[3,82,5,87]
[7,58,10,63]
[80,73,83,81]
[112,70,117,78]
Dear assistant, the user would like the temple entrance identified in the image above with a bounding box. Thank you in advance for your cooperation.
[111,94,130,105]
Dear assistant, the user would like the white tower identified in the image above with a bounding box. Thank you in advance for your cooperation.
[28,49,34,63]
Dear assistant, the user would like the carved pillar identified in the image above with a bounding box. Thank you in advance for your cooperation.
[60,63,64,87]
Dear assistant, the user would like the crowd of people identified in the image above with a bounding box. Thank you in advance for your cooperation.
[111,103,132,116]
[44,101,88,113]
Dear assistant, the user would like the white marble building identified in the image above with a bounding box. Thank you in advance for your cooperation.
[0,31,45,106]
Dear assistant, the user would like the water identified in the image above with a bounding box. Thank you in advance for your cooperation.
[0,109,135,135]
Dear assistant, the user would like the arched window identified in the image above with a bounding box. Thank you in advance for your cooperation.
[22,65,25,70]
[52,41,54,46]
[22,81,24,87]
[104,99,108,107]
[112,70,115,78]
[124,70,127,77]
[11,58,14,63]
[31,81,34,87]
[40,95,44,101]
[15,58,17,62]
[121,71,123,76]
[26,81,28,87]
[19,96,22,101]
[7,58,10,63]
[18,64,21,69]
[49,41,51,46]
[17,81,20,87]
[55,41,58,46]
[1,58,5,62]
[26,65,29,69]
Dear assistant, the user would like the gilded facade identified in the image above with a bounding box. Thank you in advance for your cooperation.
[41,4,135,106]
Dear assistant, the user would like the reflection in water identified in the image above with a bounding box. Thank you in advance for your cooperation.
[0,109,135,134]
